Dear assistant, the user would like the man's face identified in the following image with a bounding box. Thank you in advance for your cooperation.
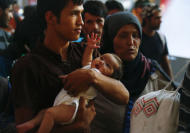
[149,11,162,30]
[83,12,105,37]
[52,0,84,41]
[0,6,13,28]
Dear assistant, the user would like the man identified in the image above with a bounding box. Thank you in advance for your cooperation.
[9,0,22,31]
[178,62,190,132]
[131,0,149,24]
[10,0,129,133]
[140,3,173,78]
[0,0,14,77]
[82,0,107,39]
[105,0,124,15]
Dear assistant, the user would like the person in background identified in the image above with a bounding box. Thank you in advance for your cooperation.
[99,11,173,133]
[178,62,190,132]
[140,3,173,79]
[11,0,129,133]
[81,0,107,40]
[131,0,149,24]
[105,0,124,15]
[0,0,14,77]
[9,0,22,32]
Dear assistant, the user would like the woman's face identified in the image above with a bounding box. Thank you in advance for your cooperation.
[113,24,141,61]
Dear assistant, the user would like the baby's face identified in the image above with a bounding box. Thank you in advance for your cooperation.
[91,53,119,76]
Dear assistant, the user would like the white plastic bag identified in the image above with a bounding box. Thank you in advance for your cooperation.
[130,88,180,133]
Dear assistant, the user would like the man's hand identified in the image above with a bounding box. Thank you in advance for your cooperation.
[51,97,96,133]
[74,97,96,130]
[59,69,96,96]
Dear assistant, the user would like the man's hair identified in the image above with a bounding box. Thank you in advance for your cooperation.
[141,3,161,26]
[37,0,83,30]
[134,0,149,8]
[111,53,123,80]
[83,0,107,19]
[105,0,124,12]
[0,0,14,10]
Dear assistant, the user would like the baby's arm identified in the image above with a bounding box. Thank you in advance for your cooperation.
[82,33,100,66]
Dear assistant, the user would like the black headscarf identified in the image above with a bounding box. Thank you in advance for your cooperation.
[101,11,152,99]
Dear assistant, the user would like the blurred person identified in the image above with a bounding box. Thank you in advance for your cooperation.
[131,0,149,24]
[105,0,124,15]
[10,0,129,133]
[140,3,173,78]
[82,0,107,39]
[178,62,190,132]
[9,0,22,32]
[0,0,14,77]
[23,5,36,19]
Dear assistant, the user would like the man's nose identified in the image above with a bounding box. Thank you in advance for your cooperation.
[77,15,84,26]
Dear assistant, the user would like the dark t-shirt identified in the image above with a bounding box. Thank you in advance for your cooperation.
[10,42,86,114]
[140,32,169,64]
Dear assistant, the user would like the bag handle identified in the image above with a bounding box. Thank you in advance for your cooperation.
[163,61,190,93]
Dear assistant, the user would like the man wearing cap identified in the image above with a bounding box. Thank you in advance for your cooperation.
[140,3,173,78]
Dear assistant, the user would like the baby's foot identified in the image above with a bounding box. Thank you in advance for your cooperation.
[16,121,35,133]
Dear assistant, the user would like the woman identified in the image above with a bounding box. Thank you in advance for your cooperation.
[91,11,172,133]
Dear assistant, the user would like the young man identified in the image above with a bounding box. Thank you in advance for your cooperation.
[16,33,123,133]
[82,0,107,39]
[140,3,173,78]
[11,0,129,133]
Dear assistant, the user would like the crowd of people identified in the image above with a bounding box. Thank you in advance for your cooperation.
[0,0,189,133]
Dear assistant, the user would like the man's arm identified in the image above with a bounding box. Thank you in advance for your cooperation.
[61,69,129,105]
[161,55,173,79]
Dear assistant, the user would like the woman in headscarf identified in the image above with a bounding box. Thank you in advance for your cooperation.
[91,11,172,133]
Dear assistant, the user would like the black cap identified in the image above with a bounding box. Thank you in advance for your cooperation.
[0,0,14,10]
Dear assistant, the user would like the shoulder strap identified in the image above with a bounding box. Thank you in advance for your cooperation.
[2,31,10,49]
[152,60,178,89]
[157,31,166,48]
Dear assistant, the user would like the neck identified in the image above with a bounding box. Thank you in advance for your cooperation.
[44,29,70,61]
[143,26,155,37]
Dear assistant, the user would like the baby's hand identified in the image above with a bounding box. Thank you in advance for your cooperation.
[87,33,101,49]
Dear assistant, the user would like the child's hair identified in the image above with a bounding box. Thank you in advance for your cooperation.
[110,53,123,80]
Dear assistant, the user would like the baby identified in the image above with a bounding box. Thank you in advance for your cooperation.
[16,33,123,133]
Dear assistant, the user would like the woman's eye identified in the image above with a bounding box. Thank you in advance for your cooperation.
[132,33,140,38]
[118,34,127,38]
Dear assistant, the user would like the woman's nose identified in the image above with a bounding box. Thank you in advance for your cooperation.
[127,35,134,46]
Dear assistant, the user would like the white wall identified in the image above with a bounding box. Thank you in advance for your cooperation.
[160,0,190,58]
